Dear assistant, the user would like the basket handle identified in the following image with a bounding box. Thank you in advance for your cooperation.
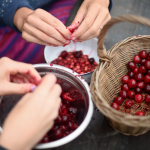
[97,15,150,62]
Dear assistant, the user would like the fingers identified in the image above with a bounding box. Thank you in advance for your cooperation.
[25,16,68,44]
[22,23,63,46]
[71,4,100,40]
[78,11,111,41]
[34,74,57,96]
[1,82,36,95]
[34,9,71,39]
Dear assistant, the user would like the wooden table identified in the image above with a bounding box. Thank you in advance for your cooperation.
[41,0,150,149]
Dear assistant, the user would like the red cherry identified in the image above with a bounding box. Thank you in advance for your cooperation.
[55,115,62,124]
[62,92,74,102]
[68,121,75,130]
[88,58,95,64]
[136,111,145,116]
[40,135,49,143]
[145,60,150,69]
[68,106,78,115]
[141,59,146,66]
[134,73,144,82]
[144,84,150,94]
[60,125,68,132]
[59,105,68,116]
[128,71,135,79]
[128,79,137,88]
[145,95,150,103]
[135,94,143,103]
[121,84,129,92]
[68,28,75,33]
[134,55,141,64]
[134,87,142,94]
[125,100,133,108]
[146,52,150,60]
[114,96,123,105]
[122,75,130,83]
[139,50,147,59]
[73,51,82,58]
[133,67,138,74]
[60,50,68,58]
[147,70,150,76]
[61,115,70,124]
[144,75,150,84]
[128,91,135,99]
[137,81,145,89]
[128,62,136,70]
[53,129,63,139]
[138,66,146,74]
[111,102,119,110]
[119,90,128,99]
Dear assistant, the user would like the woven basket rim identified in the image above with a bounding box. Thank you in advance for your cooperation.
[91,35,150,127]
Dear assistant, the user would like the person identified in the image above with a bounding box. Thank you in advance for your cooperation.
[0,57,61,150]
[0,0,112,46]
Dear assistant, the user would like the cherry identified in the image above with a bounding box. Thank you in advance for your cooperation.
[138,66,146,74]
[128,62,136,70]
[139,50,147,59]
[147,70,150,76]
[68,106,78,115]
[145,95,150,103]
[111,102,119,110]
[133,55,141,64]
[60,51,68,58]
[55,115,62,124]
[73,123,79,129]
[144,75,150,84]
[53,129,63,139]
[135,94,143,103]
[136,111,145,116]
[68,121,75,130]
[68,28,75,33]
[128,79,137,89]
[144,84,150,94]
[62,100,70,107]
[141,59,146,65]
[114,96,123,105]
[119,90,128,99]
[73,51,82,58]
[134,87,142,94]
[69,88,83,100]
[146,52,150,60]
[122,75,130,83]
[59,105,68,116]
[62,92,74,102]
[125,100,133,108]
[40,135,49,143]
[128,91,135,99]
[128,71,135,79]
[61,115,70,124]
[133,67,138,74]
[89,58,95,64]
[137,81,145,89]
[60,125,68,132]
[134,73,144,82]
[121,84,129,92]
[145,60,150,69]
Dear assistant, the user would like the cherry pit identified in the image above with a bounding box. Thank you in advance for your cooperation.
[51,50,98,74]
[111,50,150,116]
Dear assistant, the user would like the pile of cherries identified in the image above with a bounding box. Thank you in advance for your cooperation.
[40,85,81,143]
[111,50,150,116]
[51,50,98,74]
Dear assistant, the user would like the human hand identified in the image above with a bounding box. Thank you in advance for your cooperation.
[13,7,71,46]
[0,57,41,95]
[68,0,111,42]
[0,74,61,150]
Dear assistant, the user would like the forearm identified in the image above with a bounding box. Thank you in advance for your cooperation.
[13,7,34,32]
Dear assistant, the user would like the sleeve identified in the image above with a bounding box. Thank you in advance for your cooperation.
[0,0,34,32]
[109,0,113,12]
[0,146,7,150]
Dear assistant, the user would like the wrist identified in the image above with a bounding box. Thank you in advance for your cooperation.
[13,7,34,32]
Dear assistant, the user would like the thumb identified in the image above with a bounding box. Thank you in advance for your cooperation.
[1,82,36,95]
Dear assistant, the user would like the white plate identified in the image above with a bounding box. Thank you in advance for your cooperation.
[44,38,99,83]
[44,38,99,64]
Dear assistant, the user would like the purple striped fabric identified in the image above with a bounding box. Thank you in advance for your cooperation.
[0,0,77,64]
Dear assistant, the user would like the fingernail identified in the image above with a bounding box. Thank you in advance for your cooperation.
[72,37,76,41]
[73,39,79,43]
[68,35,71,39]
[31,85,36,92]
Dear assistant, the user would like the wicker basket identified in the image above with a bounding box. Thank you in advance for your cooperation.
[90,15,150,136]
